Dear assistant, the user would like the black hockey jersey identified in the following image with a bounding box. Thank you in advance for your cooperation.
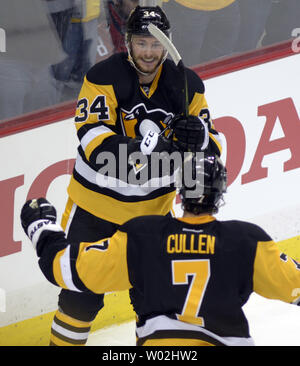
[67,52,222,225]
[37,215,300,346]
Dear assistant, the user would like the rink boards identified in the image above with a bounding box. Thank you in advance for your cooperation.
[0,46,300,345]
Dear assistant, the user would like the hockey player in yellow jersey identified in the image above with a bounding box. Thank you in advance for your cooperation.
[67,5,221,226]
[45,5,222,346]
[21,153,300,346]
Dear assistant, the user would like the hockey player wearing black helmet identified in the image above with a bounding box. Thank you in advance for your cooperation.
[42,5,222,346]
[179,153,227,216]
[21,153,300,346]
[125,6,170,78]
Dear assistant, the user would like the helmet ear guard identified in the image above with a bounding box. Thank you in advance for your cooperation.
[179,153,227,215]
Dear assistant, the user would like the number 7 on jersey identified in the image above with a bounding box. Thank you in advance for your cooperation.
[172,259,211,326]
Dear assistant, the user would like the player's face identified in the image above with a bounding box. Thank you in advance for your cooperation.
[131,35,165,74]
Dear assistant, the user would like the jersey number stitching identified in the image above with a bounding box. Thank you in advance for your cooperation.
[85,239,109,252]
[172,259,210,326]
[75,96,109,122]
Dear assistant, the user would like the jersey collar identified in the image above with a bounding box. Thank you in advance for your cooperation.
[140,65,163,99]
[176,216,216,225]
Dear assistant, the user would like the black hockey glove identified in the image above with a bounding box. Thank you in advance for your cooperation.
[21,198,57,233]
[21,198,62,251]
[172,115,209,152]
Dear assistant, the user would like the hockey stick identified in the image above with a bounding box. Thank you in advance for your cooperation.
[148,22,203,179]
[148,23,189,133]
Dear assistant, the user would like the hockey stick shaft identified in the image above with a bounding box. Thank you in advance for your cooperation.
[148,23,189,119]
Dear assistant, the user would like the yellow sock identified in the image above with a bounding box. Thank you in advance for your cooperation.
[49,309,92,346]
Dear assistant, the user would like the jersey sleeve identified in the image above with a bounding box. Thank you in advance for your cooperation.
[74,76,119,162]
[253,240,300,305]
[186,69,222,156]
[74,73,144,168]
[36,226,132,294]
[51,230,132,294]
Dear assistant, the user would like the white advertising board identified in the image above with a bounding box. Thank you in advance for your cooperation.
[205,53,300,241]
[0,119,77,326]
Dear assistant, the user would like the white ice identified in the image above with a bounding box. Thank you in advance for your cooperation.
[87,293,300,346]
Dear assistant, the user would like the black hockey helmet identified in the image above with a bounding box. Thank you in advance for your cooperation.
[125,6,171,74]
[179,153,227,215]
[125,6,170,39]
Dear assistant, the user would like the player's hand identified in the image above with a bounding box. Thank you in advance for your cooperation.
[172,115,209,152]
[21,198,57,234]
[140,130,173,155]
[20,198,62,251]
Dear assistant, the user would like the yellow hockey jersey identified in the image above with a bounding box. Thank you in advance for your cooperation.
[67,52,222,225]
[36,215,300,346]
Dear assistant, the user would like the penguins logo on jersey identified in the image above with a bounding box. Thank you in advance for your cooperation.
[120,103,173,138]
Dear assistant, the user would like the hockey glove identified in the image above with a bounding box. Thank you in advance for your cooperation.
[20,198,62,250]
[172,115,209,152]
[140,130,174,155]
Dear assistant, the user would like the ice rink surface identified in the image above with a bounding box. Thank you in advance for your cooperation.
[87,293,300,347]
